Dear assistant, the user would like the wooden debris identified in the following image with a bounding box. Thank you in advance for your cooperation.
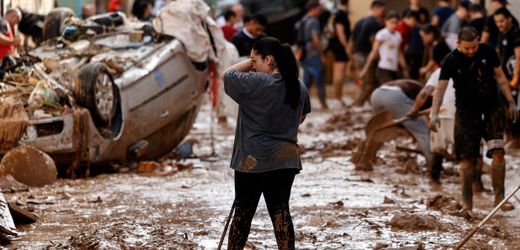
[7,202,39,224]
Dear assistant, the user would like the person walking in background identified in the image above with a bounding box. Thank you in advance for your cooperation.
[222,36,311,250]
[361,12,409,87]
[469,4,486,37]
[221,10,239,41]
[352,0,385,106]
[431,0,453,28]
[0,8,22,65]
[329,0,351,107]
[441,0,471,50]
[131,0,154,21]
[494,7,520,150]
[298,0,328,109]
[230,14,267,57]
[418,24,451,78]
[430,27,517,211]
[481,0,518,47]
[402,0,430,25]
[397,10,422,80]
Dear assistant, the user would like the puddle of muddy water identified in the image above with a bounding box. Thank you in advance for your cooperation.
[3,92,520,249]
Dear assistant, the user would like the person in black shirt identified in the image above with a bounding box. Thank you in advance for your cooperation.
[495,8,520,149]
[419,24,451,77]
[430,27,517,211]
[329,0,351,106]
[352,0,385,106]
[481,0,519,47]
[230,14,268,57]
[469,4,486,36]
[402,0,430,25]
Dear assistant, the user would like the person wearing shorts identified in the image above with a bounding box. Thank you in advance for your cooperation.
[430,27,518,211]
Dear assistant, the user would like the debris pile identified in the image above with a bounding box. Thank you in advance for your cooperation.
[0,97,29,150]
[0,62,71,120]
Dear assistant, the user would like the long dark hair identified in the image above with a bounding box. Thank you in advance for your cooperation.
[253,37,301,109]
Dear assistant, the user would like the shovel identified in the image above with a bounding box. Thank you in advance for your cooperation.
[364,109,430,140]
[455,183,520,250]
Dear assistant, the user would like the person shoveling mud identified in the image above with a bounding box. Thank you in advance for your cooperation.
[355,79,431,171]
[221,37,310,249]
[430,27,518,211]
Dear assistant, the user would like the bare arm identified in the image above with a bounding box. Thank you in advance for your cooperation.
[220,58,253,79]
[481,30,490,43]
[410,85,435,114]
[431,79,448,116]
[360,40,381,76]
[300,115,307,124]
[311,31,325,59]
[335,23,349,51]
[495,66,515,103]
[398,50,409,78]
[511,46,520,88]
[0,33,17,45]
[431,15,439,26]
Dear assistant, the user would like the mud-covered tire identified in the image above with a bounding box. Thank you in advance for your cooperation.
[75,63,119,128]
[43,7,75,41]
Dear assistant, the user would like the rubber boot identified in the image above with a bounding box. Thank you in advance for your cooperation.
[491,164,515,211]
[473,158,485,193]
[460,165,474,210]
[431,154,443,182]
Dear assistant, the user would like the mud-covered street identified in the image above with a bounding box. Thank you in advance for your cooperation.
[2,89,519,249]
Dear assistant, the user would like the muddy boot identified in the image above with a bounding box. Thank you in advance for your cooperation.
[431,154,443,182]
[460,165,474,210]
[491,165,515,211]
[473,158,486,193]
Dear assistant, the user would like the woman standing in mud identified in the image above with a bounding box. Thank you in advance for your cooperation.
[222,36,311,249]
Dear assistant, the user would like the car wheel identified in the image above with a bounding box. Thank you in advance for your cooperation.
[75,63,119,128]
[43,7,75,41]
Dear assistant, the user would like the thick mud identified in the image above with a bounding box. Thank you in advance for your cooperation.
[3,90,520,249]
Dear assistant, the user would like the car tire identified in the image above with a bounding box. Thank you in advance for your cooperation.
[75,63,119,128]
[43,7,75,41]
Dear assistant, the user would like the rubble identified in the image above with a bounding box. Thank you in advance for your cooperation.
[387,213,444,231]
[0,146,57,187]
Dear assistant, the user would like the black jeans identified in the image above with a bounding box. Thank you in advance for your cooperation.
[228,169,298,250]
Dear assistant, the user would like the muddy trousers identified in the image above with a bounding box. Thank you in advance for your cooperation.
[228,169,298,250]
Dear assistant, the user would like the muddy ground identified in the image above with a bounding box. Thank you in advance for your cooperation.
[3,87,520,249]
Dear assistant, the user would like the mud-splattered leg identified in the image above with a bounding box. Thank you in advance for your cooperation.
[228,171,262,250]
[490,151,514,211]
[264,169,297,250]
[460,159,474,210]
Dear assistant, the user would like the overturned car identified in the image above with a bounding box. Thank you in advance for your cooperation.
[0,8,231,176]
